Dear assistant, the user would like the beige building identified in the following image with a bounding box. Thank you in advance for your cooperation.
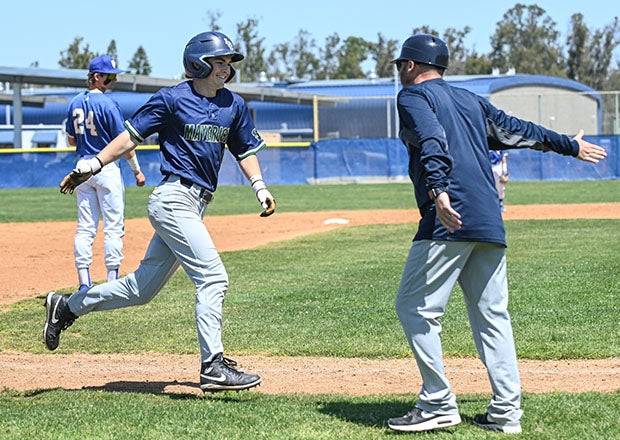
[448,74,601,135]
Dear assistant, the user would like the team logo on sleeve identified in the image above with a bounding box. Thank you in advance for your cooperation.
[252,128,263,142]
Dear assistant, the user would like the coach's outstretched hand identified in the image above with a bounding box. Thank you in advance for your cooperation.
[573,129,607,163]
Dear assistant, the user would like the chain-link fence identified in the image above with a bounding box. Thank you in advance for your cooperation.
[255,90,620,143]
[2,89,620,148]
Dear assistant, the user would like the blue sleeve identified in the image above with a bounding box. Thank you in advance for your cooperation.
[481,97,579,156]
[397,89,452,191]
[125,89,172,142]
[226,95,265,160]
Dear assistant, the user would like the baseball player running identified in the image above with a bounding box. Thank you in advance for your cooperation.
[44,31,275,392]
[66,55,146,290]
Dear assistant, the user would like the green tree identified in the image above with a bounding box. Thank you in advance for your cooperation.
[267,42,292,81]
[106,40,118,63]
[332,36,373,79]
[372,33,399,78]
[127,46,152,76]
[59,37,98,69]
[605,61,620,90]
[566,13,588,82]
[567,14,620,89]
[490,3,565,76]
[290,29,321,80]
[465,52,493,74]
[205,10,222,32]
[316,33,341,80]
[442,26,471,74]
[235,17,267,82]
[409,26,483,75]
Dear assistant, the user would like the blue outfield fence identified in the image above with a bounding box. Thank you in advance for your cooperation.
[0,136,618,189]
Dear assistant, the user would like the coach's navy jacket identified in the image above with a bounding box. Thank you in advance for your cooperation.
[397,78,579,247]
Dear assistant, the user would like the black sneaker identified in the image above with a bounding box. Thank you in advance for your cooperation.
[388,408,461,432]
[43,292,77,351]
[473,413,522,434]
[200,354,261,392]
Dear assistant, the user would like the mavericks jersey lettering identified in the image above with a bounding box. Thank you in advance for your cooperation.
[183,124,230,143]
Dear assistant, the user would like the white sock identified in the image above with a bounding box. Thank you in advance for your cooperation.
[78,268,91,287]
[107,268,119,282]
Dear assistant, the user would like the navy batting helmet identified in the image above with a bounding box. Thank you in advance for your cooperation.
[183,31,244,81]
[391,34,449,69]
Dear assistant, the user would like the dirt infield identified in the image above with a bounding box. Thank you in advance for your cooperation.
[1,203,618,395]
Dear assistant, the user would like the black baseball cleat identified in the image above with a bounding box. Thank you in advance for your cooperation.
[200,354,261,392]
[43,292,77,351]
[388,408,461,432]
[473,413,522,434]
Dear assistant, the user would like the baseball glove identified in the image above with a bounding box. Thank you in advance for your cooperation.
[59,157,103,194]
[59,169,92,194]
[260,197,276,217]
[499,173,510,184]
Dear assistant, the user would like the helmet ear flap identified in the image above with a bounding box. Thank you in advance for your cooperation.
[226,65,236,83]
[185,57,213,79]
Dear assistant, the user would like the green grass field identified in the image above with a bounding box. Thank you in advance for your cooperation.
[1,181,618,439]
[1,179,619,222]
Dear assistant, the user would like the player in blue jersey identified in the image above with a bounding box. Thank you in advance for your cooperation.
[46,32,276,392]
[66,55,146,291]
[386,34,607,434]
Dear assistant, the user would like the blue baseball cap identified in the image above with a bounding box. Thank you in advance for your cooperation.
[89,55,124,74]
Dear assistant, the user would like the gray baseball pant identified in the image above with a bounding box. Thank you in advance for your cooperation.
[395,239,523,426]
[68,178,228,363]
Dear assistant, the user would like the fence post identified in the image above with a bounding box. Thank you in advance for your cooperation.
[313,95,319,142]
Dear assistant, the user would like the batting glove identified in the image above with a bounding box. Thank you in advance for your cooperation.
[257,188,276,217]
[250,175,276,217]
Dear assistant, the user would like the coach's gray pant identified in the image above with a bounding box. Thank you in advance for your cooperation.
[395,240,523,426]
[68,178,228,364]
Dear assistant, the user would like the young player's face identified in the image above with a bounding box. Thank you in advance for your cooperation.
[207,55,233,88]
[92,73,117,92]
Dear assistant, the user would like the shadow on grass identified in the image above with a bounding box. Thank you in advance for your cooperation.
[319,399,411,429]
[319,396,486,431]
[85,381,264,401]
[20,381,262,402]
[85,380,201,397]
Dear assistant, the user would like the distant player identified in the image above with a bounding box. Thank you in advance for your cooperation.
[66,55,146,290]
[46,32,275,392]
[489,150,509,211]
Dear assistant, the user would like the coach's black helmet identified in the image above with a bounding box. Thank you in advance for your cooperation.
[391,34,449,69]
[183,31,244,81]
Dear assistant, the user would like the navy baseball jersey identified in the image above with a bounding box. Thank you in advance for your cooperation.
[66,90,126,156]
[397,78,578,246]
[125,81,265,192]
